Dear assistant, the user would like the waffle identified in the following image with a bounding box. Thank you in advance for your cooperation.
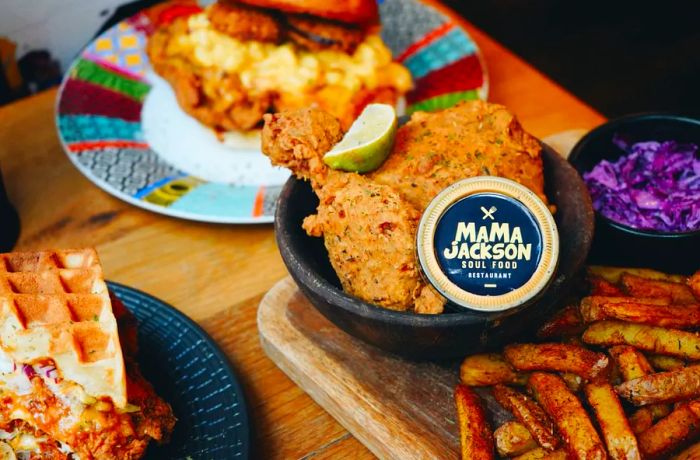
[0,249,126,408]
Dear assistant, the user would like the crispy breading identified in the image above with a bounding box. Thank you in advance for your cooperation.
[207,1,282,42]
[262,108,444,313]
[286,15,365,53]
[261,102,547,313]
[369,101,547,211]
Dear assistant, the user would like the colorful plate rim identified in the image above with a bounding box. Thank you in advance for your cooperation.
[56,0,488,224]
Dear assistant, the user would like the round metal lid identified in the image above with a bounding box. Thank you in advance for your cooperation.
[417,177,559,312]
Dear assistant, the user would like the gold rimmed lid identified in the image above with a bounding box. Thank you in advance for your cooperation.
[417,177,559,312]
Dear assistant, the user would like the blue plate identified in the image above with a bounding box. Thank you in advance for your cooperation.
[107,282,250,459]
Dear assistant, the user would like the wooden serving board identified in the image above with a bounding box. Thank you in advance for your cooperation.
[259,278,516,460]
[257,132,584,459]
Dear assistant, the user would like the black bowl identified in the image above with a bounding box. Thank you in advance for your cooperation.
[275,145,594,360]
[569,113,700,275]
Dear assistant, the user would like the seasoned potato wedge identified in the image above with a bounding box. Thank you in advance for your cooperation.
[646,353,687,371]
[690,270,700,300]
[504,343,609,381]
[589,276,625,296]
[589,266,686,284]
[492,384,559,451]
[454,384,494,460]
[584,382,640,460]
[616,365,700,406]
[494,421,538,457]
[460,353,525,387]
[536,305,584,339]
[528,373,607,460]
[581,298,700,329]
[609,346,671,419]
[672,441,700,460]
[621,273,696,304]
[628,408,654,435]
[609,345,655,381]
[580,296,671,323]
[513,447,568,460]
[582,321,700,360]
[638,399,700,459]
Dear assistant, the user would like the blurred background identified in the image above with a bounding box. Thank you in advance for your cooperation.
[1,0,699,117]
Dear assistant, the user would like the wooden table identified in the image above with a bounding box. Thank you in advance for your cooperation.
[0,3,604,458]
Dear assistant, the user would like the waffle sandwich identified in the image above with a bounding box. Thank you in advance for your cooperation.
[0,249,175,459]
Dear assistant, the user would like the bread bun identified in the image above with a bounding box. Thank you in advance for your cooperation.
[237,0,378,26]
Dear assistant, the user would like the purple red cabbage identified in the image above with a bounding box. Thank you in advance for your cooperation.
[583,135,700,233]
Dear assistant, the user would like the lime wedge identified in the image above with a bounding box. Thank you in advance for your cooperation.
[323,103,397,173]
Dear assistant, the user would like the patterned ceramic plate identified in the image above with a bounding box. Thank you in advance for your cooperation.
[56,0,487,223]
[108,282,250,459]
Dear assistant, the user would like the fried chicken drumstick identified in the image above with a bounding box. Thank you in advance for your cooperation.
[263,109,445,313]
[262,101,547,314]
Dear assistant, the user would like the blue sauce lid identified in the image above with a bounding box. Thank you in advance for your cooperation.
[417,177,559,312]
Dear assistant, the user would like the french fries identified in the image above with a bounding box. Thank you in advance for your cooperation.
[588,265,687,284]
[608,346,672,420]
[582,321,700,360]
[672,441,700,460]
[628,408,653,435]
[494,421,538,457]
[589,276,625,296]
[492,384,559,451]
[460,353,526,386]
[504,343,609,381]
[621,273,697,304]
[616,365,700,406]
[528,373,607,460]
[584,382,640,460]
[513,448,568,460]
[536,305,584,339]
[454,384,494,460]
[581,298,700,329]
[646,353,686,371]
[608,345,655,381]
[690,270,700,300]
[454,265,700,459]
[637,399,700,459]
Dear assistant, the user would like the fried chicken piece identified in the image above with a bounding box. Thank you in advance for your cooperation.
[147,19,271,131]
[263,102,548,314]
[286,15,365,53]
[262,109,445,313]
[207,1,282,42]
[370,100,548,211]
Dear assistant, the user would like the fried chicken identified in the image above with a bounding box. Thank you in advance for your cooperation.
[207,1,282,43]
[370,101,547,211]
[262,109,445,313]
[286,15,365,53]
[262,101,548,314]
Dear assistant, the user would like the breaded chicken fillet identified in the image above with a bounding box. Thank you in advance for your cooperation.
[262,109,445,313]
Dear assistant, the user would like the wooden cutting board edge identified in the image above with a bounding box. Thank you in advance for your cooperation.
[258,277,455,460]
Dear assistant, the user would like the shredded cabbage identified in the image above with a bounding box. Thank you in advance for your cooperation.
[583,135,700,232]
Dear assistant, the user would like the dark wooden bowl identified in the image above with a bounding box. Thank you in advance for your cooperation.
[568,113,700,275]
[275,144,594,360]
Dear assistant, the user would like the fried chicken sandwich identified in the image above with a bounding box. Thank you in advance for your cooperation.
[0,249,175,459]
[147,0,412,133]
